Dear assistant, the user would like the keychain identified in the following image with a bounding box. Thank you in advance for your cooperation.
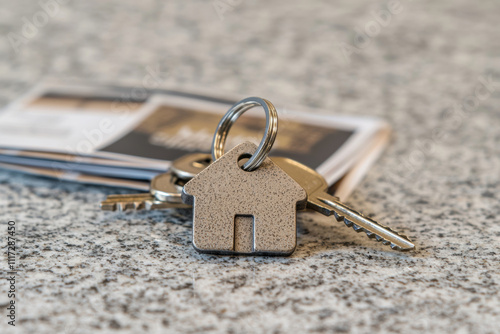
[102,97,415,254]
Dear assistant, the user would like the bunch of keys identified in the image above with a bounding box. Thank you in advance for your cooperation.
[101,97,415,255]
[101,153,210,212]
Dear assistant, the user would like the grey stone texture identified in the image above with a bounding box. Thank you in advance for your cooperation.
[0,0,499,333]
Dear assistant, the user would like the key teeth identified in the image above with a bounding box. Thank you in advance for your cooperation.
[343,218,353,227]
[351,224,363,232]
[365,231,375,238]
[102,200,144,212]
[330,211,413,251]
[390,244,402,251]
[116,203,124,212]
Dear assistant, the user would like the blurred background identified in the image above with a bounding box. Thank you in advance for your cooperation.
[1,0,499,333]
[2,0,497,110]
[1,0,499,207]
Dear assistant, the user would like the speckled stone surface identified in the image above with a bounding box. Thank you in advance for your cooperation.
[0,1,499,333]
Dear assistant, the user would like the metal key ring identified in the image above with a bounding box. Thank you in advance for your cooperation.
[211,97,278,171]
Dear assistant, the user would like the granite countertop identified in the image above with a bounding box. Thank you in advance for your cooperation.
[0,0,499,333]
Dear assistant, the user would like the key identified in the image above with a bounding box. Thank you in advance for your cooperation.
[100,172,191,211]
[150,171,185,203]
[272,157,415,251]
[100,153,211,212]
[170,153,211,179]
[101,193,190,211]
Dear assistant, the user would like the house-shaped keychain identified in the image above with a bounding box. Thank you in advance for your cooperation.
[182,142,307,256]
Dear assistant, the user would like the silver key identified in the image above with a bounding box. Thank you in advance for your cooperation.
[100,172,190,211]
[100,153,211,212]
[150,172,185,203]
[170,153,211,179]
[272,157,415,251]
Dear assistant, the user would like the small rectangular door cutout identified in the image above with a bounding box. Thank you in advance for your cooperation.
[234,215,254,253]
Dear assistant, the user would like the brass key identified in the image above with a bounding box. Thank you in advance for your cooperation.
[101,192,190,211]
[272,157,415,251]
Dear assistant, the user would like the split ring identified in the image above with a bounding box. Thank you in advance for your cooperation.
[211,97,278,171]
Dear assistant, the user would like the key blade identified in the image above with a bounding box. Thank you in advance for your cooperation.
[100,200,146,211]
[144,201,191,210]
[271,156,414,251]
[313,194,415,251]
[101,193,191,212]
[101,194,152,211]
